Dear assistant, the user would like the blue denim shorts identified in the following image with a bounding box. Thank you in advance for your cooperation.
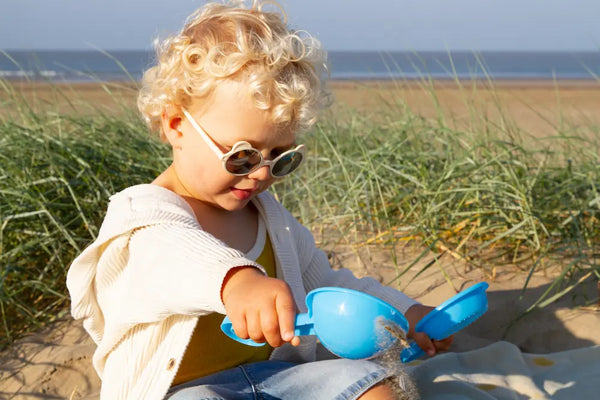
[165,359,391,400]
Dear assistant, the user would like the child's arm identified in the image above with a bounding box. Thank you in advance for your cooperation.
[220,266,300,348]
[69,222,266,328]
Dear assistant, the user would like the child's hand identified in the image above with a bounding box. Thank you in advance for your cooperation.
[221,267,300,348]
[404,304,454,357]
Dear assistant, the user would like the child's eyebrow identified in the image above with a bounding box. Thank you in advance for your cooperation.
[274,141,301,154]
[277,141,298,150]
[224,138,297,151]
[246,135,297,150]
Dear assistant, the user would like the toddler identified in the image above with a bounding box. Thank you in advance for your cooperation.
[66,1,452,399]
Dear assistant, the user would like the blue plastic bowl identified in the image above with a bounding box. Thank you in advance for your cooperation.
[305,287,409,359]
[221,287,409,360]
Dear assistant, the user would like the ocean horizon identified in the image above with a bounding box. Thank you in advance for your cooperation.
[1,49,599,82]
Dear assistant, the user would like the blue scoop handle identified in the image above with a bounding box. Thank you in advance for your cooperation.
[400,342,425,363]
[221,312,314,346]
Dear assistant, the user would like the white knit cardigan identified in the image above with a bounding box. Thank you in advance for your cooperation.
[66,184,418,400]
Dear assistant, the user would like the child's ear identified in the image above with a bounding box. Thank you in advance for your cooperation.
[160,107,184,148]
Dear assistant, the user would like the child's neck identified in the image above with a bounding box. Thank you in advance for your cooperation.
[187,197,259,253]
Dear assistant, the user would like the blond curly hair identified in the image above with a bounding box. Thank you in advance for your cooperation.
[137,0,329,139]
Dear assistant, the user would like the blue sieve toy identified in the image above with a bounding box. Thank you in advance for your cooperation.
[399,282,489,363]
[221,287,409,359]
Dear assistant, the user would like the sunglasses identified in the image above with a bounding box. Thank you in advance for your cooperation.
[181,108,305,177]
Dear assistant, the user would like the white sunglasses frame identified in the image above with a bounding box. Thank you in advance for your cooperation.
[181,108,305,177]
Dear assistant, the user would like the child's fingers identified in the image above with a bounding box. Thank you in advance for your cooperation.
[433,335,454,352]
[224,306,248,338]
[245,310,266,343]
[260,309,284,347]
[412,332,454,357]
[412,331,437,356]
[223,274,297,347]
[275,290,297,343]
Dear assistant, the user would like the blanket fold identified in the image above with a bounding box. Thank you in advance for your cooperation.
[409,341,600,399]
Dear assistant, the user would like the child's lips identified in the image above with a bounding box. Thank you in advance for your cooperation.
[230,187,256,200]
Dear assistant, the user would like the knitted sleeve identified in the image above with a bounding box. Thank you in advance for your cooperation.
[96,223,264,326]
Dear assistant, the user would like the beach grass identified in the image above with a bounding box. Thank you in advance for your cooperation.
[0,82,169,347]
[1,78,599,350]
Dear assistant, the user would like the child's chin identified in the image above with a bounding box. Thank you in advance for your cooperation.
[220,198,252,212]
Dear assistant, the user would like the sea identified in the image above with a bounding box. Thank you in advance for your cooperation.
[1,49,599,82]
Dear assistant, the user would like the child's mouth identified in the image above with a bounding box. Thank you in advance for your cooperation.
[230,187,255,200]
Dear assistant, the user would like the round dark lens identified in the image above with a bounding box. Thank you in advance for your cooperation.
[225,149,262,175]
[272,151,303,177]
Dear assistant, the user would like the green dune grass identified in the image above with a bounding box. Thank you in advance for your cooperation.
[0,79,598,350]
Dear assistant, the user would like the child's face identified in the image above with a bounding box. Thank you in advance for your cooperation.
[164,80,298,212]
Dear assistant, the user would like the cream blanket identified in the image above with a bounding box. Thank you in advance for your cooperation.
[408,341,600,399]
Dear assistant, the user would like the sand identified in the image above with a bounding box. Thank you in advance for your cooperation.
[2,243,598,399]
[327,79,600,145]
[1,79,599,399]
[4,79,600,136]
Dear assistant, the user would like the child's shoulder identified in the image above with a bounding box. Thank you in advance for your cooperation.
[112,183,181,202]
[96,184,198,240]
[110,184,193,213]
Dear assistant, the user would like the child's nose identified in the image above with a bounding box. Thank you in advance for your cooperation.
[247,164,271,181]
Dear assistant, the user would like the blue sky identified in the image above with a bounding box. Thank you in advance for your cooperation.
[2,0,600,51]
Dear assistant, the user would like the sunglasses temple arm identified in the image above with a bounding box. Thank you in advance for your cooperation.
[181,108,226,159]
